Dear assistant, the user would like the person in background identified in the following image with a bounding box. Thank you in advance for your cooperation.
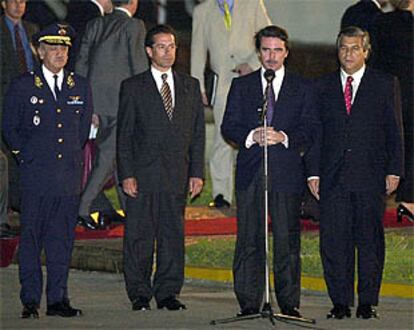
[191,0,271,209]
[2,23,92,318]
[0,0,39,224]
[75,0,147,229]
[308,26,403,320]
[371,0,414,222]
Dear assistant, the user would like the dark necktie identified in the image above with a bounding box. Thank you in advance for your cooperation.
[344,76,353,115]
[161,73,173,121]
[53,74,61,101]
[14,24,27,73]
[266,80,276,124]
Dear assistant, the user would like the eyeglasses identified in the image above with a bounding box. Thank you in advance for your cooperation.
[153,43,177,52]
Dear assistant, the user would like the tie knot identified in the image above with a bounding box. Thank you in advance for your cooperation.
[53,74,58,80]
[161,73,168,82]
[346,76,353,84]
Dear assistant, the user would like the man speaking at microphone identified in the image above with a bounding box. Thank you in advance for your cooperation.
[221,25,319,318]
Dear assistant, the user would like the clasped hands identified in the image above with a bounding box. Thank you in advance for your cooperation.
[253,126,285,146]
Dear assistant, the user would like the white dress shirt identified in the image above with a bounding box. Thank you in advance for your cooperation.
[151,66,175,107]
[245,66,288,149]
[42,65,64,100]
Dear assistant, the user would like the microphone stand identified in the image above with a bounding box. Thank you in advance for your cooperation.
[210,79,316,328]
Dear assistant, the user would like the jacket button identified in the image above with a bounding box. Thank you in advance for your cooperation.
[57,153,63,159]
[58,138,64,143]
[57,123,63,128]
[56,108,62,113]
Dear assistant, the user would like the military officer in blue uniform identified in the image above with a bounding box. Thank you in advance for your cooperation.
[2,23,92,318]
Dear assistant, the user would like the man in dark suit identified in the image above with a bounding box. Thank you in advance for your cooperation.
[2,23,92,318]
[341,0,388,31]
[117,24,205,311]
[308,26,403,320]
[76,0,147,229]
[221,25,318,318]
[0,0,38,217]
[65,0,113,70]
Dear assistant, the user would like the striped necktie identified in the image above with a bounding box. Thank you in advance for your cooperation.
[14,24,27,73]
[161,73,173,121]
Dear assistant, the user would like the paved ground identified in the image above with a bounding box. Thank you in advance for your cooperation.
[1,265,413,330]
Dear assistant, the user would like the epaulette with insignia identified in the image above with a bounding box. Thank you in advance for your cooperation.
[67,74,75,89]
[34,75,43,89]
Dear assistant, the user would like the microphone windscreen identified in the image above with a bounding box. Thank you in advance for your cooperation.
[264,69,275,82]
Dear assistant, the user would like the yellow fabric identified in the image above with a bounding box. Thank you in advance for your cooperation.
[223,1,232,31]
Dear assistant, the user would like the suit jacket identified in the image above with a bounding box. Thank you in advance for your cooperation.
[66,0,103,70]
[0,16,38,127]
[117,70,205,195]
[340,0,382,32]
[75,9,148,118]
[312,68,403,195]
[190,0,270,110]
[221,69,318,192]
[2,67,93,196]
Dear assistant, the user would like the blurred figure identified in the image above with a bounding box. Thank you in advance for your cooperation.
[341,0,388,31]
[371,0,414,221]
[75,0,147,229]
[308,26,403,320]
[66,0,113,70]
[0,0,39,216]
[2,23,92,318]
[117,25,205,311]
[191,0,270,208]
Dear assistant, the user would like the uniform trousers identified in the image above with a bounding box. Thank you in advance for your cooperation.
[123,192,186,304]
[18,192,79,306]
[320,189,385,307]
[233,172,302,312]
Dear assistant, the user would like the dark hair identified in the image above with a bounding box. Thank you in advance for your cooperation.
[144,24,177,48]
[112,0,130,7]
[337,26,371,54]
[254,25,290,52]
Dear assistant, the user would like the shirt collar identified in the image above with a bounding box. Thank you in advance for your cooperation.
[4,15,22,30]
[151,66,173,80]
[91,0,105,16]
[42,64,64,83]
[371,0,382,10]
[216,0,234,14]
[340,65,365,85]
[115,6,132,17]
[260,66,285,86]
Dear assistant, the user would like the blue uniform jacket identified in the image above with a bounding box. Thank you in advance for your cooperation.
[2,67,93,196]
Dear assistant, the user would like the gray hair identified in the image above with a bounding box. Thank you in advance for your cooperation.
[336,26,371,53]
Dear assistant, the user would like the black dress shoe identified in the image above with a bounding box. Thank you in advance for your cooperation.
[397,204,414,223]
[280,307,302,318]
[77,216,98,230]
[236,308,259,317]
[132,297,151,311]
[208,194,230,208]
[157,297,186,310]
[46,301,82,317]
[326,304,351,319]
[21,303,39,319]
[356,305,378,319]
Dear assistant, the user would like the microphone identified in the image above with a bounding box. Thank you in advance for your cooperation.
[264,69,275,83]
[258,69,275,124]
